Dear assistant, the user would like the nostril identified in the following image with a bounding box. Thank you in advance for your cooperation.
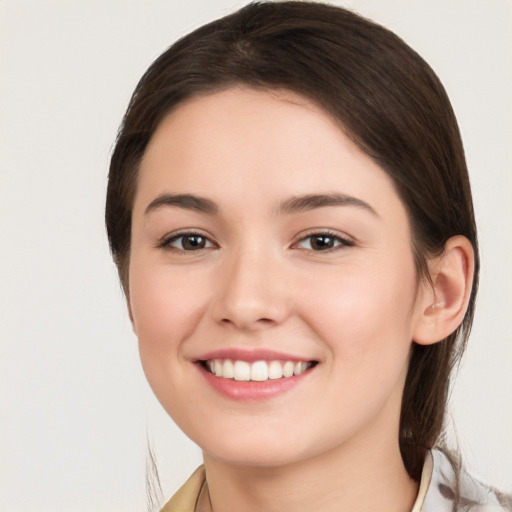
[220,317,274,326]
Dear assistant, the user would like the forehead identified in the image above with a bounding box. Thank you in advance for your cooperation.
[135,86,406,223]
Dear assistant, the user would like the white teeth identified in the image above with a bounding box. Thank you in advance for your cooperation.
[294,361,307,375]
[251,361,269,381]
[282,361,295,378]
[268,360,283,379]
[223,359,234,379]
[233,360,251,381]
[206,359,313,381]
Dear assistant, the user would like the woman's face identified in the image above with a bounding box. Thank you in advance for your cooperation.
[129,87,427,467]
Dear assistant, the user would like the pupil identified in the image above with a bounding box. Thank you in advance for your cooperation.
[183,235,205,250]
[312,235,333,250]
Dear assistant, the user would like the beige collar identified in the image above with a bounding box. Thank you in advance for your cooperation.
[411,451,433,512]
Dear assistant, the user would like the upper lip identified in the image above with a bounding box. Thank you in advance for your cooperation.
[196,348,317,363]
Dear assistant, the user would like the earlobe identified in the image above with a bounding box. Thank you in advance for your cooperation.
[413,235,475,346]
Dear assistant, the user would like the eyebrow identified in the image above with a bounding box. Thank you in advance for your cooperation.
[279,193,378,216]
[144,193,219,215]
[144,192,377,217]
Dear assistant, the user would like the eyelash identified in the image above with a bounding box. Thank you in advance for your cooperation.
[158,231,216,252]
[292,230,354,253]
[158,230,354,254]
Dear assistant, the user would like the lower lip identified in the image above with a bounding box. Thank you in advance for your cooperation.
[197,364,313,401]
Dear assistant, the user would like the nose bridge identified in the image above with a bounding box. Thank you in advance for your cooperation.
[212,235,289,329]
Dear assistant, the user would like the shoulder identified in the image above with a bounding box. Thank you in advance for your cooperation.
[160,466,206,512]
[422,449,512,512]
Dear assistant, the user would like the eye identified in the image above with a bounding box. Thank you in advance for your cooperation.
[295,232,353,252]
[161,233,215,251]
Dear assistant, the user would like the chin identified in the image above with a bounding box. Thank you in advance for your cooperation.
[198,432,305,468]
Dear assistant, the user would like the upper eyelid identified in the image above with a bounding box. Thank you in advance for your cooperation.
[290,231,356,254]
[292,228,355,244]
[158,229,217,247]
[156,228,355,248]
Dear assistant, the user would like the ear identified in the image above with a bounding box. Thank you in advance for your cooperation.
[413,235,475,346]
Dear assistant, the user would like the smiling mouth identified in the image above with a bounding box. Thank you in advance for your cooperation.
[200,359,318,382]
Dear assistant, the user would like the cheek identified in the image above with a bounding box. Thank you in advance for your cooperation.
[301,260,418,431]
[128,260,214,416]
[302,258,418,362]
[128,260,208,359]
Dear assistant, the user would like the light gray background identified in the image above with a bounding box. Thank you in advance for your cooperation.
[1,1,510,511]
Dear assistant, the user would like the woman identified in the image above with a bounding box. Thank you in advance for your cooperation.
[106,2,511,511]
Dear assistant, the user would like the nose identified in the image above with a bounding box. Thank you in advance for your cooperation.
[210,244,292,331]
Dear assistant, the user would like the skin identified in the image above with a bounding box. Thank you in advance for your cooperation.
[128,87,473,512]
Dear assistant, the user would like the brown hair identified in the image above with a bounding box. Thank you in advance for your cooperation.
[106,1,479,480]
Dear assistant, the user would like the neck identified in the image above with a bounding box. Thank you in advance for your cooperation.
[199,433,419,512]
